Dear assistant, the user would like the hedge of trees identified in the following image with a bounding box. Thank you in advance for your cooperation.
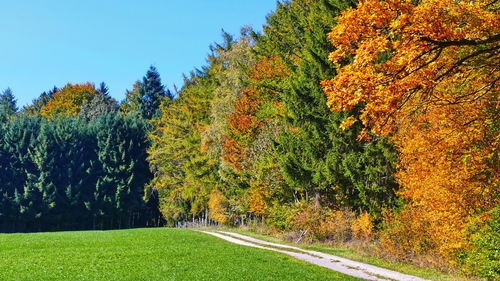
[0,66,169,232]
[147,0,498,277]
[0,0,497,278]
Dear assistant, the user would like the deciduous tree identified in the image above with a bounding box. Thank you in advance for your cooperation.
[39,83,98,119]
[322,0,499,259]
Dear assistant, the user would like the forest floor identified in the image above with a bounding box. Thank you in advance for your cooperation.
[202,230,431,281]
[0,228,361,281]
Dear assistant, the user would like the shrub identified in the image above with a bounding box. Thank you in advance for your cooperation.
[267,203,294,231]
[290,199,354,243]
[460,207,500,280]
[351,212,374,240]
[378,206,442,266]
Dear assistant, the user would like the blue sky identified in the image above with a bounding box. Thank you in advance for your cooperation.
[0,0,277,106]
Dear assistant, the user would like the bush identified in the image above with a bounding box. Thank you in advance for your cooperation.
[378,206,442,266]
[290,199,354,243]
[267,203,294,231]
[351,212,374,240]
[460,207,500,280]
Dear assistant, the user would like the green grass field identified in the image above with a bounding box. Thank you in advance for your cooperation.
[0,228,361,281]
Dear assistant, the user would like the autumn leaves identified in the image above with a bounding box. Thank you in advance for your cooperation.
[322,0,498,268]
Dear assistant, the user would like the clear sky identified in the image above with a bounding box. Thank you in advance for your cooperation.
[0,0,277,106]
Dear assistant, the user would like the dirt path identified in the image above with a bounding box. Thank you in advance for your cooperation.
[201,231,432,281]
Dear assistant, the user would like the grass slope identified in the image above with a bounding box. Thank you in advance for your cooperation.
[0,228,360,281]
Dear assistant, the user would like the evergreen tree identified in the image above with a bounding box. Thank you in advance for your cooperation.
[260,0,398,215]
[134,66,174,120]
[97,82,110,96]
[27,123,58,230]
[93,114,151,228]
[17,173,45,232]
[56,119,97,229]
[0,124,12,231]
[0,88,17,123]
[0,113,154,232]
[0,116,40,231]
[22,87,57,116]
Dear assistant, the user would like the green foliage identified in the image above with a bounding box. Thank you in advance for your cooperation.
[461,208,500,280]
[0,116,41,231]
[122,66,173,120]
[148,67,218,224]
[0,114,154,232]
[147,0,399,228]
[92,114,151,228]
[120,82,142,116]
[267,0,398,216]
[0,88,17,123]
[203,28,256,171]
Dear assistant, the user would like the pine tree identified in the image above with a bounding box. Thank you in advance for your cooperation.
[0,116,40,231]
[266,0,398,215]
[93,113,151,228]
[0,124,13,231]
[0,88,17,123]
[28,125,58,230]
[97,82,110,96]
[137,66,173,120]
[18,173,45,232]
[0,116,40,197]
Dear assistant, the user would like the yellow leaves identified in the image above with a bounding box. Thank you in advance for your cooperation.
[409,0,499,42]
[40,83,98,119]
[351,212,374,240]
[340,116,357,130]
[393,100,499,257]
[323,0,499,262]
[247,185,269,216]
[208,190,229,224]
[356,36,390,66]
[323,0,499,137]
[328,47,347,64]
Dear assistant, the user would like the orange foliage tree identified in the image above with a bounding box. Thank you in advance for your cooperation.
[322,0,499,260]
[220,55,289,219]
[222,55,289,172]
[222,86,263,170]
[40,83,98,118]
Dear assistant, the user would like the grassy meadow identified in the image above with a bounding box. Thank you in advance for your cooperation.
[0,228,361,281]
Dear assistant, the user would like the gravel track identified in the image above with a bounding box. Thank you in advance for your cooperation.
[201,230,432,281]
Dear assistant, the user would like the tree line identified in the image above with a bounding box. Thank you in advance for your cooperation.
[147,0,497,278]
[0,67,170,232]
[0,0,497,278]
